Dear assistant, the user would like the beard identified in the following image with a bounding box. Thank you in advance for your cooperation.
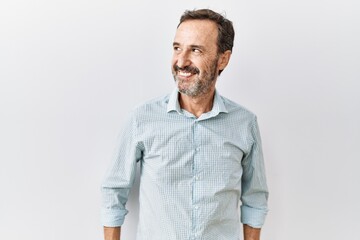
[172,57,219,97]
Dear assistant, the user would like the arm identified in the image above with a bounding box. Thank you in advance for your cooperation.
[104,226,121,240]
[240,117,269,231]
[243,224,261,240]
[101,113,142,233]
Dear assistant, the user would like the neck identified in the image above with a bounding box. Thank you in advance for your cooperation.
[178,88,216,118]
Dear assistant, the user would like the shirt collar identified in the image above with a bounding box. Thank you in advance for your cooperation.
[167,88,228,118]
[167,88,182,114]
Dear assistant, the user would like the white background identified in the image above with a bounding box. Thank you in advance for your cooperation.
[1,0,359,239]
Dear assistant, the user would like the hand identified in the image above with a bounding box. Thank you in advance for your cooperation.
[243,224,261,240]
[104,226,121,240]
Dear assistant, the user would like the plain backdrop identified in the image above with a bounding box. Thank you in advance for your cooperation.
[1,0,359,239]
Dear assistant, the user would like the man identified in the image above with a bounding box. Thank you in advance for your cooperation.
[102,9,269,240]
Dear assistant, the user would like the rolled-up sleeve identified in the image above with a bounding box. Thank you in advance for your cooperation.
[240,116,269,228]
[101,112,142,227]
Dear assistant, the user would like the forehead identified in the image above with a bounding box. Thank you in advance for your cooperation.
[174,20,218,47]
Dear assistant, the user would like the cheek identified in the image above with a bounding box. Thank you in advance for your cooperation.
[200,59,213,72]
[171,53,177,63]
[171,58,177,69]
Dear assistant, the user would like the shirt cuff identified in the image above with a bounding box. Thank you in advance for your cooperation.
[101,208,128,227]
[241,205,268,228]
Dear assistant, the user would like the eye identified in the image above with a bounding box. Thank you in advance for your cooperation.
[192,48,202,54]
[173,46,181,52]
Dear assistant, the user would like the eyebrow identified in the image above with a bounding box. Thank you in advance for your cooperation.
[173,42,205,50]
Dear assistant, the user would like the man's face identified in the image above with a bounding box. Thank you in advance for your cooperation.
[172,20,221,97]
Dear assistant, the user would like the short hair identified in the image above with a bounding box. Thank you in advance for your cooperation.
[178,9,235,55]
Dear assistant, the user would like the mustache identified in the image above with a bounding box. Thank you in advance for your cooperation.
[174,65,200,74]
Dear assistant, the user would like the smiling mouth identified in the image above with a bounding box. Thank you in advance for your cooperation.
[178,70,194,77]
[174,65,199,78]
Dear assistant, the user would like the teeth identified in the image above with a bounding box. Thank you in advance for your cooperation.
[178,71,192,77]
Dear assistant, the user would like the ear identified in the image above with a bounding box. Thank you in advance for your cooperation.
[217,50,232,71]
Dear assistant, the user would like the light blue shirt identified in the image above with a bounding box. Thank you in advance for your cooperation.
[101,89,269,240]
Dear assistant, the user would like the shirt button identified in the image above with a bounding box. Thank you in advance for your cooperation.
[195,147,200,151]
[194,206,199,210]
[195,176,200,180]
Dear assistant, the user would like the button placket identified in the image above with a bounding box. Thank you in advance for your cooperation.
[192,120,201,237]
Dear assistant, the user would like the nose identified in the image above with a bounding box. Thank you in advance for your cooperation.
[176,51,191,68]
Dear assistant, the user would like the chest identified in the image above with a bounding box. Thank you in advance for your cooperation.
[138,119,249,186]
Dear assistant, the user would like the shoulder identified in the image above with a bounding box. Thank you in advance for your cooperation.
[220,95,257,121]
[130,93,170,119]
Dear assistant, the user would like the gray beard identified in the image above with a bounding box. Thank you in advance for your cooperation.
[173,64,218,97]
[175,76,214,97]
